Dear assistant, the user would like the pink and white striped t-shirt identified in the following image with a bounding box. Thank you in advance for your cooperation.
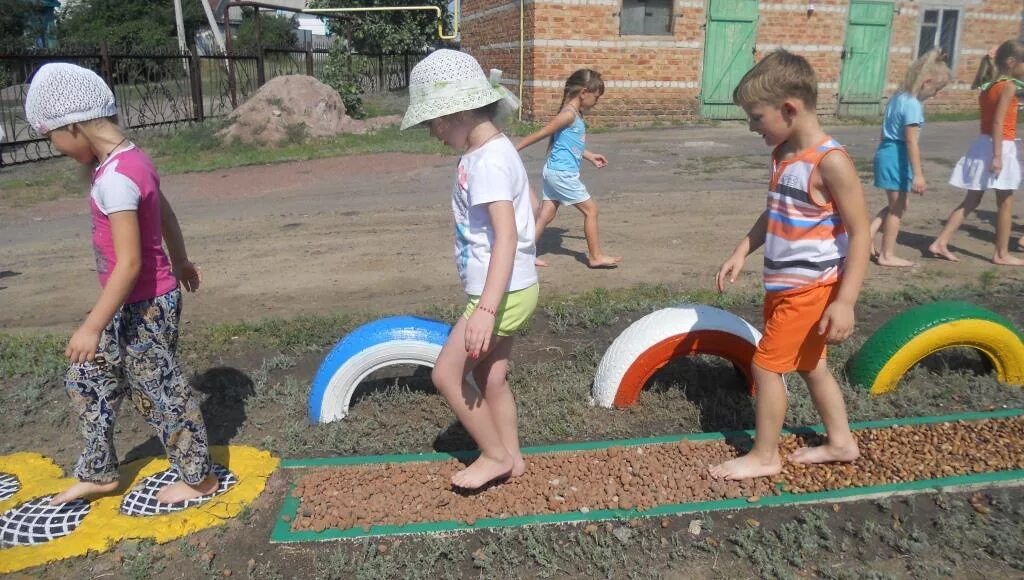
[90,145,178,304]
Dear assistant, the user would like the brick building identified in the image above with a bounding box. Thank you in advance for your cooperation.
[459,0,1024,126]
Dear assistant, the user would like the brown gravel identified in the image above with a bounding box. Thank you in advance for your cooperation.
[777,417,1024,493]
[290,416,1024,532]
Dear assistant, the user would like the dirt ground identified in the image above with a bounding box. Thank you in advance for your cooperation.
[3,121,1024,579]
[3,120,1024,333]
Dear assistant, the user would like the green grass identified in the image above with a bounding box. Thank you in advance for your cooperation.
[4,280,1024,459]
[0,159,85,208]
[136,115,544,175]
[139,122,449,174]
[927,109,981,123]
[541,284,760,335]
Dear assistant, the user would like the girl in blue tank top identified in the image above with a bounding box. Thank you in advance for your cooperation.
[517,69,621,268]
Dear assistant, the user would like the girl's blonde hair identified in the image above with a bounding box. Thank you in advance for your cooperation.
[900,49,952,99]
[972,39,1024,89]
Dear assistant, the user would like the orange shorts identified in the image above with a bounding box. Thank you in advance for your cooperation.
[753,283,839,374]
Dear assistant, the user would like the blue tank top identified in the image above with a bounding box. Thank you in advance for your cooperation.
[546,109,586,172]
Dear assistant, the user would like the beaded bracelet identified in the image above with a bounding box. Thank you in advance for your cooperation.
[477,304,497,317]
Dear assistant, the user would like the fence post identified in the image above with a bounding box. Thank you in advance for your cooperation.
[404,53,410,88]
[99,41,114,89]
[190,52,205,122]
[378,53,384,91]
[255,8,266,86]
[305,40,314,77]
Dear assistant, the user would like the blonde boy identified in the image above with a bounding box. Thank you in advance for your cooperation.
[712,51,871,480]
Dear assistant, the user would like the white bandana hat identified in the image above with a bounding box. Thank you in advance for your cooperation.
[401,49,520,130]
[25,63,118,135]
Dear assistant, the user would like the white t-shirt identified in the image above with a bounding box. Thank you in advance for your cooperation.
[452,135,538,295]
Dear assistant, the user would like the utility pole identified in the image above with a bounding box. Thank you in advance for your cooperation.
[173,0,188,53]
[199,0,226,52]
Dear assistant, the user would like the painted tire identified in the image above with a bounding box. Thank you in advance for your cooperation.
[846,301,1024,394]
[309,316,451,423]
[592,304,762,408]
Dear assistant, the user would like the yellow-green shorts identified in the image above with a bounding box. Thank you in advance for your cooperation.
[463,283,539,336]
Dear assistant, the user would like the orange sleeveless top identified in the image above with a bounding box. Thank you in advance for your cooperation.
[979,80,1018,140]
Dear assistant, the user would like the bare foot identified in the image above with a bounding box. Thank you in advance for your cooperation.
[588,255,621,269]
[509,453,527,478]
[709,452,782,480]
[927,241,959,262]
[49,480,120,505]
[535,257,548,267]
[788,442,860,465]
[155,475,219,504]
[992,254,1024,267]
[875,255,916,268]
[451,454,514,490]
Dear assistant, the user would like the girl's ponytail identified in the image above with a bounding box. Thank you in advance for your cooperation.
[974,39,1024,89]
[548,69,604,152]
[971,52,997,90]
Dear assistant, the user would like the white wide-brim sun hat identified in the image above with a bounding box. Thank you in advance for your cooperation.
[401,49,520,130]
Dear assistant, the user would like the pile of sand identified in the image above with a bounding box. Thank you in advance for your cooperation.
[218,75,400,146]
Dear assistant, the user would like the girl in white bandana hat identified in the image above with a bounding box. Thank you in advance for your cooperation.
[25,63,216,505]
[402,49,539,489]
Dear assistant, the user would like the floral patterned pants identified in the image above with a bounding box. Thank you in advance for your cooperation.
[64,289,211,484]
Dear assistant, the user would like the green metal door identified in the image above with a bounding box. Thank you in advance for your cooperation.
[699,0,758,120]
[838,0,894,117]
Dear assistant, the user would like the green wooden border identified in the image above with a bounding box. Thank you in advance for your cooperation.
[271,408,1024,543]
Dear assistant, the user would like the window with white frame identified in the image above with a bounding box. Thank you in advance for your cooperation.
[917,8,960,64]
[620,0,673,36]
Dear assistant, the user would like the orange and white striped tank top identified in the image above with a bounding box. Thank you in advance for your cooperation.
[764,137,849,293]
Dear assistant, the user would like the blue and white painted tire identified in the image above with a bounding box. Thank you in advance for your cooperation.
[308,316,452,423]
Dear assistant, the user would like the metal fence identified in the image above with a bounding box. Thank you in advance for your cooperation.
[0,43,422,166]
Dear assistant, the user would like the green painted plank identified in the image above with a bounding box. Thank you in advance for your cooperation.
[271,468,1024,543]
[271,408,1024,543]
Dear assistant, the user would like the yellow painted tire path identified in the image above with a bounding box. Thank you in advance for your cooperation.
[846,301,1024,394]
[0,445,278,574]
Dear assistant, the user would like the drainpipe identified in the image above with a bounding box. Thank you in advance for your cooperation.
[519,0,525,121]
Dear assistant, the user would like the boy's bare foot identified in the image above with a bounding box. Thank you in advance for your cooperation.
[875,255,915,268]
[588,255,621,269]
[535,257,548,267]
[49,480,120,505]
[509,453,527,478]
[709,452,782,480]
[452,454,514,490]
[788,442,860,465]
[155,475,219,504]
[992,254,1024,267]
[927,241,959,262]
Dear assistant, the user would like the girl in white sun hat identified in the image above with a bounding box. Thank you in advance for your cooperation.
[25,63,216,506]
[402,49,539,490]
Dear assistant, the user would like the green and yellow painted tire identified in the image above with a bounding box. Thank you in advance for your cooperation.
[847,301,1024,394]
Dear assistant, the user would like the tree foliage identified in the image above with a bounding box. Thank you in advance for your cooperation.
[236,11,298,50]
[1,0,47,50]
[56,0,206,50]
[308,0,450,54]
